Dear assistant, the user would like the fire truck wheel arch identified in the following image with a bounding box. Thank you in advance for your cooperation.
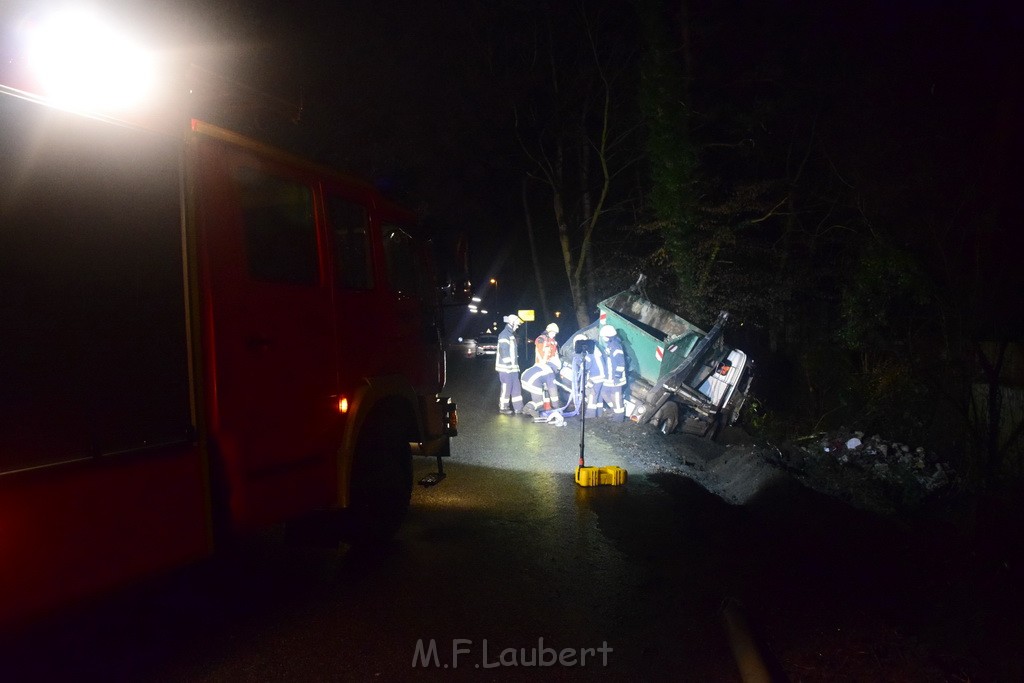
[338,378,423,501]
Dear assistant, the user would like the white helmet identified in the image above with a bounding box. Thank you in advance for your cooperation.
[573,334,587,343]
[600,324,617,338]
[545,323,559,335]
[504,314,523,328]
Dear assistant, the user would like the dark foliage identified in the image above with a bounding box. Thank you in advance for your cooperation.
[627,0,1024,486]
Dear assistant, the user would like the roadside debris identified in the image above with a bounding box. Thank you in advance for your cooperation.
[581,412,961,519]
[769,430,959,516]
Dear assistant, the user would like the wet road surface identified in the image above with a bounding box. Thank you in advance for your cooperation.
[5,355,1012,680]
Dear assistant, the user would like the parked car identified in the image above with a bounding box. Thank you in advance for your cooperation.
[474,334,499,358]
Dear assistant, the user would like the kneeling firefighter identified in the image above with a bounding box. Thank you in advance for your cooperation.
[521,359,562,418]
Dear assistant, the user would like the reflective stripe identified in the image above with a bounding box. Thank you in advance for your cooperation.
[521,363,554,393]
[495,327,519,372]
[604,340,626,387]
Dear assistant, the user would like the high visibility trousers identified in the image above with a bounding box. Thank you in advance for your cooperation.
[598,384,625,421]
[498,371,524,413]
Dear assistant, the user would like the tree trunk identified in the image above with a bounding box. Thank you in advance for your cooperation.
[579,140,596,310]
[638,0,698,296]
[522,177,550,320]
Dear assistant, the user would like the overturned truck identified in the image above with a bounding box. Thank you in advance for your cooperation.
[567,286,754,440]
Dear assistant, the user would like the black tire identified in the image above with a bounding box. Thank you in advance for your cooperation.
[339,415,413,545]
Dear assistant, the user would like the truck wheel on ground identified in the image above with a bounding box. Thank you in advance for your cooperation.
[653,401,679,435]
[339,413,413,545]
[703,412,725,442]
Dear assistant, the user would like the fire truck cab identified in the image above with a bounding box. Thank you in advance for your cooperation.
[0,82,458,627]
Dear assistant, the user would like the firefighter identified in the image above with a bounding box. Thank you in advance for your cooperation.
[521,359,562,418]
[596,324,626,421]
[531,322,561,409]
[535,323,560,364]
[496,314,525,415]
[570,333,605,419]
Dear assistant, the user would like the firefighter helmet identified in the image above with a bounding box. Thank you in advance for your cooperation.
[504,314,523,327]
[546,323,559,335]
[600,324,617,338]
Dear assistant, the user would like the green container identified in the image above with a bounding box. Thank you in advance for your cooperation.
[597,291,706,385]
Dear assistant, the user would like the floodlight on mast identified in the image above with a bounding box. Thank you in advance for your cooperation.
[22,7,157,113]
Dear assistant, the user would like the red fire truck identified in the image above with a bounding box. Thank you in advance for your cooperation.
[0,63,459,625]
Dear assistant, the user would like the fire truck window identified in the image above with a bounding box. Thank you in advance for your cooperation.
[383,225,421,296]
[325,194,373,290]
[234,168,318,285]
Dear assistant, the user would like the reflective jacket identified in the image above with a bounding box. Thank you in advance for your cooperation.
[495,325,519,373]
[601,336,626,387]
[582,346,606,385]
[535,333,559,364]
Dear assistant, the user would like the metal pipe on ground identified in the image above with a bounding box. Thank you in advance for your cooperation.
[720,597,775,683]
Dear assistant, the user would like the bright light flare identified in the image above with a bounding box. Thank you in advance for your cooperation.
[23,8,157,112]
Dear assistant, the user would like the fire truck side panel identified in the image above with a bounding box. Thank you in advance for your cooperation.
[0,445,211,626]
[0,88,211,626]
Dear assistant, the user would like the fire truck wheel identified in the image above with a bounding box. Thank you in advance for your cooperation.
[340,417,413,545]
[653,401,679,435]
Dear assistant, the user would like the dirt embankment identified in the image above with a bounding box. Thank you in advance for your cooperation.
[591,417,1022,682]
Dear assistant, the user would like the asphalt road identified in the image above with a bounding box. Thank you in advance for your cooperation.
[7,354,1007,681]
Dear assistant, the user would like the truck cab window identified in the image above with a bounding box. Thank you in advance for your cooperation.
[234,167,318,285]
[326,194,373,290]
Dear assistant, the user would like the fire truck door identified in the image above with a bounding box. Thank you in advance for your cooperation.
[196,145,337,480]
